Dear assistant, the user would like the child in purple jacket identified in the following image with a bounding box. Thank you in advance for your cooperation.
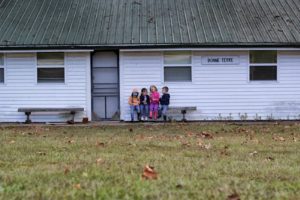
[149,85,160,120]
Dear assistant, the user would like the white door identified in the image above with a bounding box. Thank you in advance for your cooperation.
[92,52,119,120]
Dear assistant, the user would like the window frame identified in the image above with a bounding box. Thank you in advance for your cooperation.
[163,51,193,83]
[36,52,66,84]
[248,50,278,83]
[0,53,5,84]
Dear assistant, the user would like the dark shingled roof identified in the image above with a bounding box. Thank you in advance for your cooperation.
[1,0,300,49]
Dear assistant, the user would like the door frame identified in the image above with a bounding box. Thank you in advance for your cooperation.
[91,50,120,121]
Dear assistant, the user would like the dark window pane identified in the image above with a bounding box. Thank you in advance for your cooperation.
[164,52,192,64]
[164,67,192,82]
[250,66,277,81]
[38,68,65,83]
[37,53,64,66]
[250,51,277,63]
[0,68,4,83]
[0,54,4,66]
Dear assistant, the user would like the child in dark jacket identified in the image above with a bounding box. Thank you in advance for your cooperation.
[139,88,150,121]
[160,86,170,121]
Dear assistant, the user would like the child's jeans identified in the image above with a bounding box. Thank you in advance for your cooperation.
[161,105,169,116]
[130,105,140,120]
[140,104,149,117]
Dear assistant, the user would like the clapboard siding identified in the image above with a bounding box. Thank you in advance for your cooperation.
[0,52,91,122]
[120,50,300,121]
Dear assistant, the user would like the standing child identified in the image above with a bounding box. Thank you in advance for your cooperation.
[160,86,170,121]
[149,85,160,120]
[140,88,150,121]
[128,88,140,122]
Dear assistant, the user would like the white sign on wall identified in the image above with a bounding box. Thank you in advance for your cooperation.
[202,56,240,65]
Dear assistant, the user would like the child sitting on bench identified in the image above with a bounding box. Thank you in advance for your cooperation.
[128,88,140,122]
[160,86,170,121]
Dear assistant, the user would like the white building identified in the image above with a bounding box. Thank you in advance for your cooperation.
[1,0,300,122]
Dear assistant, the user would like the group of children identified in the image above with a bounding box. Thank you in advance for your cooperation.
[128,85,170,122]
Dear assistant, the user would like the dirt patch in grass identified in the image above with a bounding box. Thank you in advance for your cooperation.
[0,123,300,199]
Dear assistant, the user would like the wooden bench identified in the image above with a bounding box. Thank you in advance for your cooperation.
[168,106,197,121]
[18,107,84,124]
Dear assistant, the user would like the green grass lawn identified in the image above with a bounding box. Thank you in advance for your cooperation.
[0,123,300,200]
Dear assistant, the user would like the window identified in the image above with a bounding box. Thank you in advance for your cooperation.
[249,51,277,81]
[164,52,192,82]
[37,53,65,83]
[0,54,4,83]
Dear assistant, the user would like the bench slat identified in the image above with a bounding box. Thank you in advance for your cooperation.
[18,108,84,112]
[169,107,197,111]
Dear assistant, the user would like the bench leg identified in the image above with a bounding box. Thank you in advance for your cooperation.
[67,111,76,124]
[25,112,32,124]
[181,110,187,122]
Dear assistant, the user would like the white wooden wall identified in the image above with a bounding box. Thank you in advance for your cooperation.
[0,52,91,122]
[120,50,300,121]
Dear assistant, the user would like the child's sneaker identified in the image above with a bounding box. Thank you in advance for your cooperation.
[141,116,145,121]
[145,117,148,121]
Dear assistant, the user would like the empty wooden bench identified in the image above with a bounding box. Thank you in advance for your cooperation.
[18,107,84,124]
[168,106,197,121]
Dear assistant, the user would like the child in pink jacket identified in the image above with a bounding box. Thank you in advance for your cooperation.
[149,85,160,120]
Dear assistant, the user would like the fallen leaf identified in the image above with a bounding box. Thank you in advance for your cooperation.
[197,139,204,146]
[64,166,70,175]
[129,128,133,132]
[249,151,258,156]
[181,141,191,147]
[37,152,46,156]
[266,156,275,161]
[67,140,75,144]
[96,158,103,165]
[203,143,212,150]
[95,141,105,147]
[142,165,158,180]
[227,192,240,200]
[9,140,15,144]
[200,131,213,139]
[273,136,285,142]
[197,139,211,150]
[185,132,194,137]
[293,137,297,142]
[73,183,81,189]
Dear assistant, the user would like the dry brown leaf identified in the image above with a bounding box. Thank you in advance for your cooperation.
[9,140,15,144]
[197,139,211,150]
[95,141,105,147]
[273,136,285,142]
[142,165,158,180]
[37,152,46,156]
[67,140,75,144]
[266,156,275,161]
[249,151,258,156]
[200,132,214,139]
[250,138,260,144]
[203,143,212,150]
[181,141,191,147]
[293,137,297,142]
[64,166,70,175]
[96,158,103,165]
[197,139,204,146]
[185,132,194,137]
[73,183,81,189]
[227,192,240,200]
